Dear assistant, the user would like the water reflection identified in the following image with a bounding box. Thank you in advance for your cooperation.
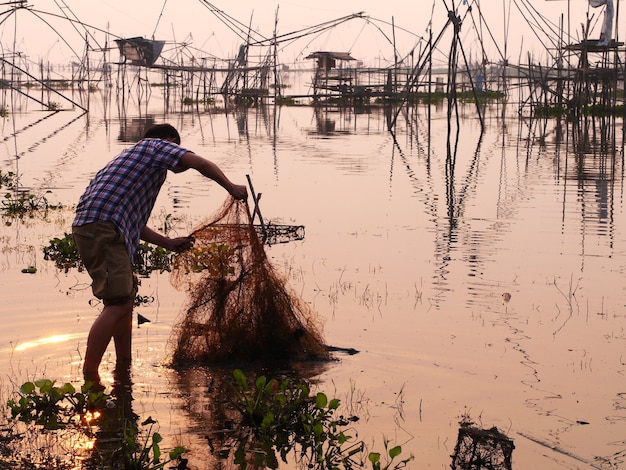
[569,114,621,232]
[84,366,140,469]
[118,117,157,142]
[173,363,331,468]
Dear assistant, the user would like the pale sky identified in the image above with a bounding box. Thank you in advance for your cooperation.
[0,1,615,67]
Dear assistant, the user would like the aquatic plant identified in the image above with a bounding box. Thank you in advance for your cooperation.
[181,96,214,106]
[0,380,102,468]
[134,242,176,276]
[241,88,269,96]
[43,232,83,272]
[7,379,105,430]
[227,369,413,469]
[275,96,298,106]
[119,416,186,470]
[3,379,186,470]
[1,191,62,219]
[1,370,411,469]
[0,171,15,189]
[183,242,237,276]
[368,439,407,470]
[43,233,177,275]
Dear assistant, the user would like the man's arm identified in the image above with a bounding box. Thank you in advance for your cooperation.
[142,152,247,253]
[177,152,248,200]
[140,226,194,253]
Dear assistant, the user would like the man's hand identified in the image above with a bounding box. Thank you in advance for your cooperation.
[230,184,248,201]
[168,236,195,253]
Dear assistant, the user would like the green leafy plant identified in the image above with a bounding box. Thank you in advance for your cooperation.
[134,242,175,276]
[187,242,237,278]
[119,416,186,470]
[0,170,15,189]
[5,378,186,469]
[6,379,105,430]
[2,192,47,216]
[43,235,176,275]
[368,438,413,470]
[1,191,62,219]
[228,369,413,469]
[43,232,83,272]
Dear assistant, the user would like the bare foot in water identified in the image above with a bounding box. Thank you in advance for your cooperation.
[83,378,106,393]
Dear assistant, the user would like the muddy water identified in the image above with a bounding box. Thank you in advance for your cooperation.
[1,96,625,468]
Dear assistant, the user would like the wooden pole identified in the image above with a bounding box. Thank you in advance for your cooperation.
[246,174,267,242]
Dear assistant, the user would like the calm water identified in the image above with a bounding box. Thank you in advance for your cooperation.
[1,90,625,468]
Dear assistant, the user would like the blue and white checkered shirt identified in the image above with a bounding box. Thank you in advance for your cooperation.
[73,138,188,258]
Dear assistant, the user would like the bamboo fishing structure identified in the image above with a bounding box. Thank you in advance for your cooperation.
[0,0,623,127]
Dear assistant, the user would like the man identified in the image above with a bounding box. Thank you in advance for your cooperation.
[72,123,247,390]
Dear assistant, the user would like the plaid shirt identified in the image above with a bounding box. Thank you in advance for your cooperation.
[73,138,188,258]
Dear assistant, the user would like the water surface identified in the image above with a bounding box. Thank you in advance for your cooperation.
[1,93,624,468]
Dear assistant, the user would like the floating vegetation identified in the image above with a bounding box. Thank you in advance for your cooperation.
[269,83,290,90]
[220,369,413,469]
[0,107,8,118]
[275,96,298,106]
[0,372,410,469]
[134,243,176,276]
[241,88,269,96]
[411,90,505,105]
[1,191,63,219]
[43,233,83,272]
[2,379,186,469]
[43,233,177,276]
[0,171,15,190]
[114,418,187,470]
[7,379,104,430]
[181,96,214,106]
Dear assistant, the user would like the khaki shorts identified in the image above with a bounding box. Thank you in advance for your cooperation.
[72,221,138,306]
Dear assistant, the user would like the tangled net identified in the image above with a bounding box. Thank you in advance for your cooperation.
[169,197,330,366]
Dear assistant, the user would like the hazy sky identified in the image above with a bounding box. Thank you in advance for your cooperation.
[0,1,614,67]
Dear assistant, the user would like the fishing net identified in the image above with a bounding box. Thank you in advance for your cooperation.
[168,197,330,366]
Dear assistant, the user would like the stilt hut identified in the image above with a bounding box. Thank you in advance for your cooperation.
[114,37,165,67]
[305,51,361,101]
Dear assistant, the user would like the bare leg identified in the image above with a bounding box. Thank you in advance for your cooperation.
[83,299,134,387]
[113,302,133,365]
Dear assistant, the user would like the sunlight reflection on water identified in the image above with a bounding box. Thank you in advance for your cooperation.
[13,333,84,352]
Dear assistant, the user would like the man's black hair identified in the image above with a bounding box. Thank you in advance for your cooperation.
[142,123,181,145]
